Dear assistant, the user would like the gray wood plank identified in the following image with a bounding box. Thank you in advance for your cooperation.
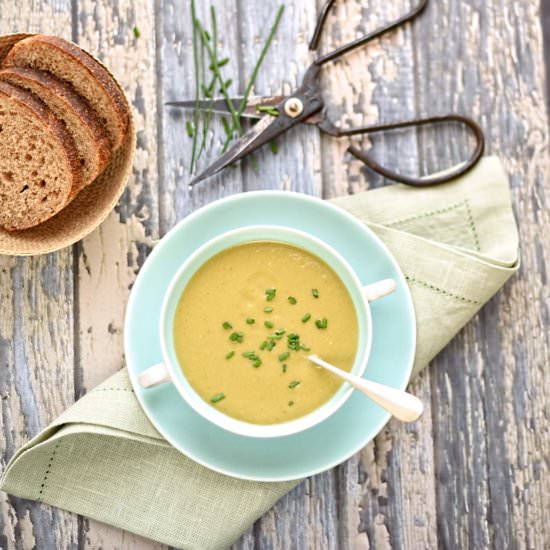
[229,2,334,548]
[0,2,80,547]
[73,0,164,547]
[159,0,245,233]
[414,1,550,549]
[319,2,439,549]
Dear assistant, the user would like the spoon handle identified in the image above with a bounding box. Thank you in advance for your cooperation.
[308,355,423,423]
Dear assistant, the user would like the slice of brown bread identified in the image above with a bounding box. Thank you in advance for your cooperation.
[0,81,80,231]
[2,35,129,149]
[0,67,111,191]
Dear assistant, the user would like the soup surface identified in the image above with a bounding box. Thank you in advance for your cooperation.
[173,241,359,424]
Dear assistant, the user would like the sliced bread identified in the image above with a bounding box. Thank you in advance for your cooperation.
[0,67,112,191]
[2,35,129,149]
[0,81,80,231]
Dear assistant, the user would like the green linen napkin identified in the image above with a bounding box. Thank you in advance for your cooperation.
[1,156,519,550]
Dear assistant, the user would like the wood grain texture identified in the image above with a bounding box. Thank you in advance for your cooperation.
[0,0,548,549]
[74,0,160,548]
[0,3,79,549]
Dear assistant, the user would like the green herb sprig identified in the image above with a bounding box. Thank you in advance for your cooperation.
[223,6,285,151]
[187,4,285,174]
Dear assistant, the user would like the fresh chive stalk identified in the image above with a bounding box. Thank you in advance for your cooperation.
[223,5,285,152]
[189,0,201,174]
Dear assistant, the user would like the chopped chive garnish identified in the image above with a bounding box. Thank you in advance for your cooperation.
[242,351,256,358]
[225,351,235,360]
[315,318,328,330]
[259,341,267,350]
[264,320,274,329]
[256,105,280,117]
[222,322,233,330]
[264,306,273,313]
[246,317,255,325]
[287,333,301,351]
[300,344,311,352]
[266,340,277,351]
[229,331,244,343]
[288,400,294,406]
[211,393,226,403]
[288,380,300,389]
[186,121,194,137]
[275,328,286,336]
[302,313,311,323]
[282,364,288,373]
[252,359,262,368]
[278,351,290,362]
[133,26,141,39]
[287,296,297,305]
[312,289,319,298]
[265,288,277,301]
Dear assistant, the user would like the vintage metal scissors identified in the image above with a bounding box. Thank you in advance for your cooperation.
[168,0,485,187]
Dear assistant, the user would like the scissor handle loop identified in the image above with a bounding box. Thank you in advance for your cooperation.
[310,0,428,65]
[345,114,485,187]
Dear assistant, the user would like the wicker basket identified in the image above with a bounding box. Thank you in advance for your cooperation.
[0,34,136,256]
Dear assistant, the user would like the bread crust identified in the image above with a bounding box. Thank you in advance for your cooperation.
[3,35,129,149]
[0,67,112,189]
[0,80,81,230]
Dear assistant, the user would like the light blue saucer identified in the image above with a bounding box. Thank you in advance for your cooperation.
[125,191,416,482]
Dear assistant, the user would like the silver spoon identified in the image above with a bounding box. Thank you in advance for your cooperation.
[308,355,424,422]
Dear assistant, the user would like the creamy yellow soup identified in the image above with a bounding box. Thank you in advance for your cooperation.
[173,241,358,424]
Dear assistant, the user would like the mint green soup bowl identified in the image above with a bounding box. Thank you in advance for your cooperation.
[137,225,395,438]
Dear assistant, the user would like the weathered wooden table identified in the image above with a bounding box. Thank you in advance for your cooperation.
[1,1,549,548]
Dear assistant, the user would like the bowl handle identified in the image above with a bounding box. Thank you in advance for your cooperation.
[138,363,171,388]
[363,279,397,302]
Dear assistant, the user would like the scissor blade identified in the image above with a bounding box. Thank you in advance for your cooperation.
[166,95,285,119]
[189,115,283,186]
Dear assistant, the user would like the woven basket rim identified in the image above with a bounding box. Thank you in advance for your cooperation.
[0,33,136,256]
